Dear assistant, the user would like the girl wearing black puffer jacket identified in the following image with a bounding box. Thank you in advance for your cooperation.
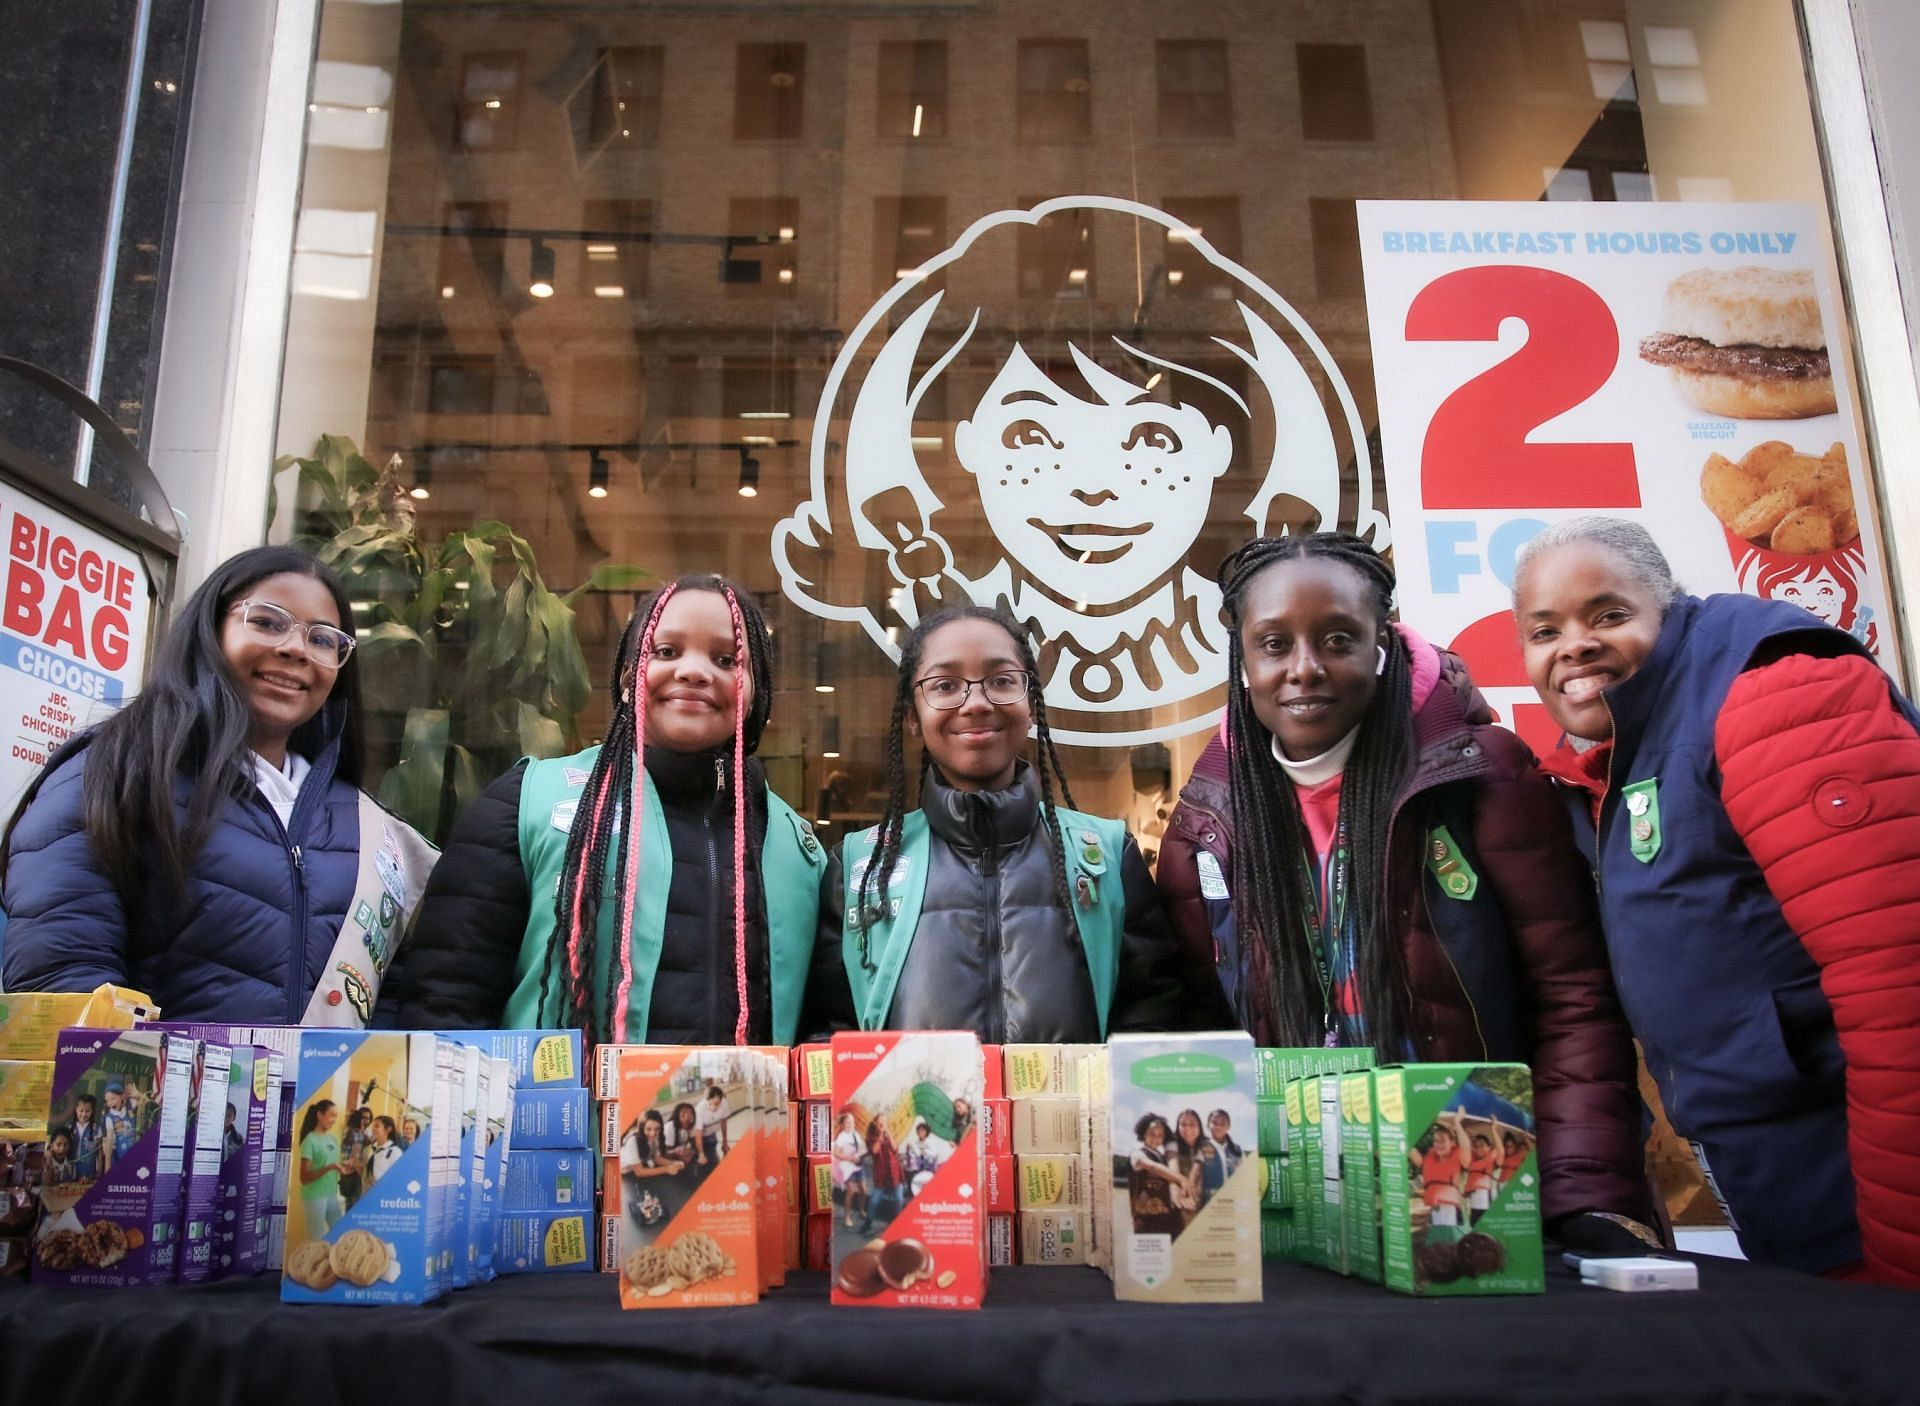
[377,575,850,1046]
[841,605,1218,1041]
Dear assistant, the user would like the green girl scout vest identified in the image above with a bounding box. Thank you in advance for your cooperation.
[502,746,826,1042]
[840,806,1128,1036]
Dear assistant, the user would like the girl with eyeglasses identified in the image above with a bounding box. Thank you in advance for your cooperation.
[1,547,435,1024]
[841,604,1209,1040]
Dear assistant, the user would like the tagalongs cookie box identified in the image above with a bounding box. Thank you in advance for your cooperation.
[281,1031,441,1304]
[33,1028,196,1286]
[830,1030,985,1310]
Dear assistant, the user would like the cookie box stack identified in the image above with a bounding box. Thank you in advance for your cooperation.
[282,1031,473,1304]
[137,1022,303,1272]
[1251,1046,1372,1271]
[1002,1043,1096,1269]
[598,1044,783,1308]
[2,984,156,1274]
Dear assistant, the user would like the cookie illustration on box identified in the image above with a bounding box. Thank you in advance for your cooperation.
[33,1028,197,1287]
[829,1031,986,1310]
[611,1047,761,1309]
[280,1031,440,1304]
[1374,1063,1544,1297]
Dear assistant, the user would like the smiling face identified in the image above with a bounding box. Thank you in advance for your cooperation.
[1143,1120,1166,1149]
[1238,556,1389,761]
[1176,1110,1202,1145]
[1514,542,1668,743]
[221,571,342,764]
[1208,1111,1230,1142]
[1768,565,1846,627]
[909,617,1032,792]
[954,345,1232,606]
[642,588,750,754]
[318,1106,337,1132]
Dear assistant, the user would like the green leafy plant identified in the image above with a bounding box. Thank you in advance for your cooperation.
[278,433,648,838]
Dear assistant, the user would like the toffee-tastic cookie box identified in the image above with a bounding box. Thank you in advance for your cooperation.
[1107,1033,1261,1304]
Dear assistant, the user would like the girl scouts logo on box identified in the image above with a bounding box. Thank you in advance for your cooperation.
[772,196,1380,746]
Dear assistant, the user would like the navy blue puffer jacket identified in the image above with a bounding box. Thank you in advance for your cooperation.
[0,732,363,1024]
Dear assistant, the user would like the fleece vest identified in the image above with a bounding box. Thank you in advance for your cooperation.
[503,747,825,1042]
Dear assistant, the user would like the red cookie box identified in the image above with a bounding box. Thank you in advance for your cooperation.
[979,1099,1012,1157]
[804,1154,834,1216]
[803,1099,833,1156]
[988,1213,1015,1267]
[805,1213,832,1271]
[829,1031,985,1310]
[983,1155,1015,1215]
[790,1044,834,1101]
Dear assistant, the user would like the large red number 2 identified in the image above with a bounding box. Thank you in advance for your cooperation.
[1408,265,1640,509]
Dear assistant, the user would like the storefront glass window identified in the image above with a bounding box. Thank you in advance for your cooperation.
[272,0,1863,856]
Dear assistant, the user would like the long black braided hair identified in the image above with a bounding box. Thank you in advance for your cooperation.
[1219,533,1415,1060]
[854,605,1078,970]
[538,575,776,1045]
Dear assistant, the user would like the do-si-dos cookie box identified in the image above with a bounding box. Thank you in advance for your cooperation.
[282,1032,439,1304]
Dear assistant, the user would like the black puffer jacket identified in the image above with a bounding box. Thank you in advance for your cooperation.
[376,749,851,1041]
[883,766,1206,1041]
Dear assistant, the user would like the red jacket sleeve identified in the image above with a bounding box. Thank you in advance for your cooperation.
[1715,652,1920,1289]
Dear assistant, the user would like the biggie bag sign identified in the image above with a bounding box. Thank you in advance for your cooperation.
[0,490,151,803]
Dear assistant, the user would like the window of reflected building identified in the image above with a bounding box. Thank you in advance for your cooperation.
[274,0,1864,849]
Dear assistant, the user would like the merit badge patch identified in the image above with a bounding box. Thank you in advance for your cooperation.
[1622,779,1662,864]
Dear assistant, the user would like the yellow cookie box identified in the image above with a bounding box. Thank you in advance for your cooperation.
[0,985,157,1059]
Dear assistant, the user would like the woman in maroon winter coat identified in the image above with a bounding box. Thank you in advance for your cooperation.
[1157,533,1656,1247]
[1514,516,1920,1286]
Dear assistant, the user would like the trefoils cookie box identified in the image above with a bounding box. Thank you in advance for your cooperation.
[1375,1063,1543,1297]
[33,1028,195,1285]
[1107,1033,1261,1303]
[830,1030,985,1310]
[281,1031,441,1304]
[611,1046,761,1308]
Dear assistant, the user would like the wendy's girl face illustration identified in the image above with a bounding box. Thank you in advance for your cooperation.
[1767,564,1845,626]
[955,346,1232,608]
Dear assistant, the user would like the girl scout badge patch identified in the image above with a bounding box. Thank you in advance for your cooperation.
[1622,780,1662,863]
[1424,826,1478,900]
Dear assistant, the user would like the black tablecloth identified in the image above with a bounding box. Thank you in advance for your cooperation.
[5,1256,1919,1405]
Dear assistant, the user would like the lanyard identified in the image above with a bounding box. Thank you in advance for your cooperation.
[1297,819,1349,1048]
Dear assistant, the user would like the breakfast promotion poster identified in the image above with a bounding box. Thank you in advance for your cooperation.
[1356,200,1893,752]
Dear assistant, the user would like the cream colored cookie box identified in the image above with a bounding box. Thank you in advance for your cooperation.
[281,1032,441,1305]
[1009,1095,1083,1155]
[1107,1033,1261,1303]
[1001,1044,1101,1099]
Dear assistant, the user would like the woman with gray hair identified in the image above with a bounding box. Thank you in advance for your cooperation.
[1512,515,1920,1289]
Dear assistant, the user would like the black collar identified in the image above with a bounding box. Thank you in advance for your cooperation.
[923,762,1040,852]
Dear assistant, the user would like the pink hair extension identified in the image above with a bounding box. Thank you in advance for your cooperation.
[724,586,750,1045]
[611,584,677,1041]
[563,763,618,1022]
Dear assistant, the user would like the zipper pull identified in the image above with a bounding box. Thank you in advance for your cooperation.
[290,844,305,871]
[714,755,727,793]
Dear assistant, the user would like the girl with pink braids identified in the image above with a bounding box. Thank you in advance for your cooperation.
[378,575,851,1046]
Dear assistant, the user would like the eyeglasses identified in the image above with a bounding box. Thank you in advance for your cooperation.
[913,670,1033,709]
[229,599,356,669]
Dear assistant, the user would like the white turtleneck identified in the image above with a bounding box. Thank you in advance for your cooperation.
[1271,727,1360,787]
[250,749,311,829]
